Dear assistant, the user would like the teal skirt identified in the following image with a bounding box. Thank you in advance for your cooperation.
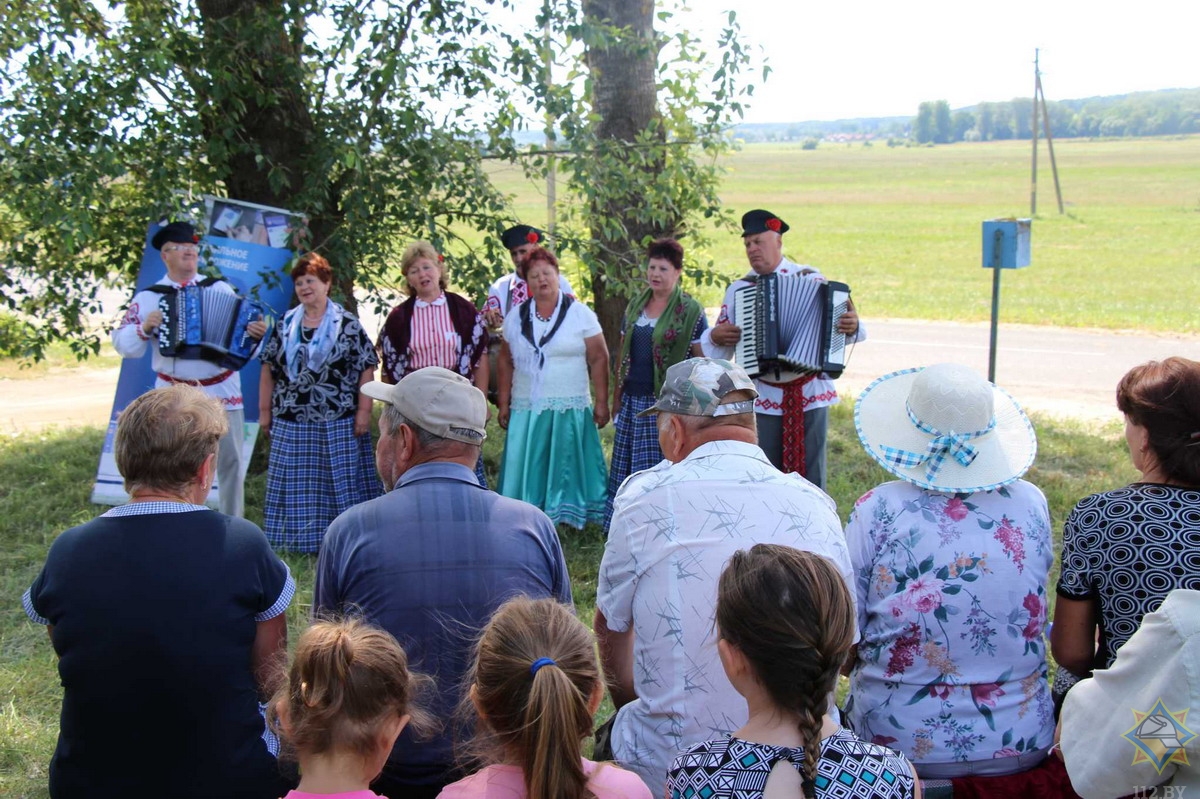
[499,407,608,529]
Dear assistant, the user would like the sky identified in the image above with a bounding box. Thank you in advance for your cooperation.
[678,0,1200,123]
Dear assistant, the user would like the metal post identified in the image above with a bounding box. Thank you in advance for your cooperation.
[988,229,1003,382]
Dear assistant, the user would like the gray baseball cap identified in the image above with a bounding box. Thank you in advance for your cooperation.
[637,358,758,418]
[360,367,487,443]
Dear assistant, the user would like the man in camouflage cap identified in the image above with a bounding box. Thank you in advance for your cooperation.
[593,357,853,793]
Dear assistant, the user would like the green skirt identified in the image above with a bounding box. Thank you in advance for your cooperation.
[499,406,608,529]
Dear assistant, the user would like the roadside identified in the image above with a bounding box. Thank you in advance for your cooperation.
[2,318,1198,434]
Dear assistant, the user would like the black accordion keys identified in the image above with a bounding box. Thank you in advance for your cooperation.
[733,272,850,382]
[154,282,269,370]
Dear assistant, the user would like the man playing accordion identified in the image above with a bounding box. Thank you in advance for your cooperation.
[700,209,863,491]
[112,221,267,517]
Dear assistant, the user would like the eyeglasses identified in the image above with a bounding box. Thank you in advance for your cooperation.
[163,243,199,253]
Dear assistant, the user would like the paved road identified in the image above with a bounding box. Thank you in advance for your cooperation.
[836,319,1200,425]
[2,320,1198,432]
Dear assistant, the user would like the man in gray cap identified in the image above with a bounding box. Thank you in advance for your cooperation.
[314,366,571,799]
[593,357,853,793]
[701,208,864,490]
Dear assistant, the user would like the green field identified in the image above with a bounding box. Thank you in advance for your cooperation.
[489,136,1200,333]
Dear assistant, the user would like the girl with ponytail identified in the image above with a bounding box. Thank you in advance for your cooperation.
[270,618,433,799]
[667,545,920,799]
[441,597,649,799]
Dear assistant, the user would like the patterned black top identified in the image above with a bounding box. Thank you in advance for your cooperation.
[668,730,915,799]
[1056,482,1200,670]
[260,314,378,423]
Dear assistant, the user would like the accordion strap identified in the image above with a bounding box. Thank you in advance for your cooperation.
[156,370,234,387]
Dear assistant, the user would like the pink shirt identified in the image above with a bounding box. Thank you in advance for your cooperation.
[408,294,460,371]
[438,760,651,799]
[283,790,385,799]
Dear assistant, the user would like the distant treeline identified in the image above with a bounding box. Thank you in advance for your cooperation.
[734,87,1200,144]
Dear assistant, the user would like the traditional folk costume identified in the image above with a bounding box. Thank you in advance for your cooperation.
[260,299,381,551]
[602,284,706,531]
[498,293,607,528]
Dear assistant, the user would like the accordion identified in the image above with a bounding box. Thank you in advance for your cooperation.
[733,272,851,382]
[151,281,270,370]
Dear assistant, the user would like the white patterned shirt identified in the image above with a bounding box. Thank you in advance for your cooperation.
[597,440,854,791]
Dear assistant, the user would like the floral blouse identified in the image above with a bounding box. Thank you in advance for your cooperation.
[260,315,377,423]
[844,480,1056,767]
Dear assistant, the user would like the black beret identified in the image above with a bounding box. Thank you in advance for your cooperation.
[500,224,544,250]
[151,221,199,251]
[740,209,789,237]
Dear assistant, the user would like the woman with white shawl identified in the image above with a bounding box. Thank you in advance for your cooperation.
[258,252,381,552]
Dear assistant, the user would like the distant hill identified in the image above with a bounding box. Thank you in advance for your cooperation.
[732,87,1200,143]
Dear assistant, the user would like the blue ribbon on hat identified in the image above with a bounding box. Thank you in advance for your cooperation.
[877,403,996,482]
[530,657,556,675]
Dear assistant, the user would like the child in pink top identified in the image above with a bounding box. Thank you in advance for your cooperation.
[439,597,650,799]
[270,618,432,799]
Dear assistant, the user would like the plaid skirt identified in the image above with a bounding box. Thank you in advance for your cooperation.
[264,416,382,552]
[603,393,665,532]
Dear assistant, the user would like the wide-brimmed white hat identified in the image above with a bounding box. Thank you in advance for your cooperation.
[854,363,1036,493]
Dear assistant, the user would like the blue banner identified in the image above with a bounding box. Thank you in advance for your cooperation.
[91,195,300,506]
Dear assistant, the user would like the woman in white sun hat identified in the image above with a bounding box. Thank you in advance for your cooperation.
[842,363,1056,781]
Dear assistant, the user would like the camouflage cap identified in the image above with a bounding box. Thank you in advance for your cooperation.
[637,358,758,418]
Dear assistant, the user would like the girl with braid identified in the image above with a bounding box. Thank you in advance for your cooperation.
[668,545,919,799]
[270,619,433,799]
[440,597,649,799]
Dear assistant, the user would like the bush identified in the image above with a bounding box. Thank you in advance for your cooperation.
[0,312,31,358]
[801,138,820,150]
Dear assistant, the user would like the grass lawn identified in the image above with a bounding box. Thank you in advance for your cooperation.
[0,400,1135,797]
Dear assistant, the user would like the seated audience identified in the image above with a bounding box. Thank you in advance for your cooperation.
[315,367,572,798]
[1051,357,1200,702]
[668,544,919,799]
[595,357,853,793]
[1058,589,1199,798]
[23,385,295,798]
[271,618,434,799]
[439,597,651,799]
[844,364,1055,778]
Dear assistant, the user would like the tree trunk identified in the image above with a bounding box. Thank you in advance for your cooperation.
[581,0,673,356]
[194,0,359,312]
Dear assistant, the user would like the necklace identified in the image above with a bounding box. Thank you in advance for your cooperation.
[534,305,555,323]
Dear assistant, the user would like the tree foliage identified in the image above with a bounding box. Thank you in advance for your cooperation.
[487,0,755,351]
[0,0,756,360]
[0,0,507,359]
[913,88,1200,145]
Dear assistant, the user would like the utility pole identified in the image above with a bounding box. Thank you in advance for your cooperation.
[1030,49,1065,215]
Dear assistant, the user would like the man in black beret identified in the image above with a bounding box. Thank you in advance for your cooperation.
[699,208,864,490]
[481,224,575,328]
[111,220,267,517]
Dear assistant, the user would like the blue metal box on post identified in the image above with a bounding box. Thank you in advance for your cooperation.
[982,218,1031,382]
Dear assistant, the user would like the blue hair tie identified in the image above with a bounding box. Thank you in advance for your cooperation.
[530,657,556,675]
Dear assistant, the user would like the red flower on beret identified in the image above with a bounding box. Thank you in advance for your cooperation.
[765,218,782,233]
[192,235,200,243]
[525,231,539,244]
